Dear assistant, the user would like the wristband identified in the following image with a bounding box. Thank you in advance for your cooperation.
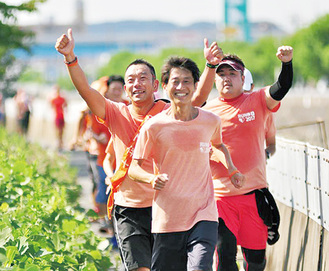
[206,62,219,69]
[229,169,240,179]
[64,56,78,67]
[265,150,270,159]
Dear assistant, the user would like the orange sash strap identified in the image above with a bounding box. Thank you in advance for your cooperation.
[106,100,167,219]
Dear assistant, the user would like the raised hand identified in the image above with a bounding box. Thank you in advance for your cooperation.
[276,46,293,63]
[55,28,75,57]
[151,174,169,191]
[204,38,223,66]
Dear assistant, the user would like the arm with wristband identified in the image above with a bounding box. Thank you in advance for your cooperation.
[55,28,106,120]
[265,46,294,110]
[212,143,245,189]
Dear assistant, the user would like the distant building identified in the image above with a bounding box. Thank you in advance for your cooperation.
[74,0,85,30]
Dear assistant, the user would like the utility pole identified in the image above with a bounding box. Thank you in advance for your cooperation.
[223,0,250,41]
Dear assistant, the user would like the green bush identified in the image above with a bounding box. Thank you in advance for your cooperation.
[0,128,114,270]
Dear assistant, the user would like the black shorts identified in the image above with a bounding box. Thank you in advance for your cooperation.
[152,220,218,271]
[113,205,153,270]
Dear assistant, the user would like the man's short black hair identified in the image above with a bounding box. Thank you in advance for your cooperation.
[126,59,156,80]
[107,75,124,86]
[161,56,200,85]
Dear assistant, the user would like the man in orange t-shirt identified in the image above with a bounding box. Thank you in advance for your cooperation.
[193,46,293,270]
[129,57,244,271]
[56,29,223,271]
[56,29,167,271]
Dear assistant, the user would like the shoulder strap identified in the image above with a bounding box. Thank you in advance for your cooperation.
[106,100,167,218]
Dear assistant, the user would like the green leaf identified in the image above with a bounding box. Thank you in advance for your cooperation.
[5,246,18,266]
[85,209,98,220]
[89,250,102,260]
[12,160,28,173]
[0,250,7,263]
[0,202,9,212]
[75,223,88,235]
[24,264,40,271]
[51,232,64,251]
[64,255,78,264]
[34,248,53,258]
[0,226,13,248]
[62,220,77,233]
[18,236,29,255]
[82,262,98,271]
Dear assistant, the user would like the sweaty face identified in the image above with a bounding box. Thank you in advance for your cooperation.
[124,64,158,105]
[215,66,244,99]
[163,67,196,106]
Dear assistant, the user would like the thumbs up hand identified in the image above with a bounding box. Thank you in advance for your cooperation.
[204,38,223,66]
[55,28,75,59]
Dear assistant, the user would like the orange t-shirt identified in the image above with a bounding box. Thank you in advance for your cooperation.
[133,108,221,233]
[203,88,280,198]
[103,99,170,208]
[90,114,111,166]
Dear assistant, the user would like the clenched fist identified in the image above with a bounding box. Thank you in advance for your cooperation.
[276,46,293,63]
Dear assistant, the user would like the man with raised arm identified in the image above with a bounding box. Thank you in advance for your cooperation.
[55,29,223,271]
[192,46,293,271]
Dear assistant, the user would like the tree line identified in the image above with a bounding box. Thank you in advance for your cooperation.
[0,2,328,94]
[98,14,329,89]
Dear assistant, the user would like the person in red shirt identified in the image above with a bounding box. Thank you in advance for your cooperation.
[50,85,67,150]
[193,45,293,270]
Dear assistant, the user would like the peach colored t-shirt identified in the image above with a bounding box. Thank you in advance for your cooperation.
[203,88,280,198]
[103,99,169,208]
[133,108,221,233]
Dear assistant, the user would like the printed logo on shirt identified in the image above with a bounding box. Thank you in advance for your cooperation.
[238,111,255,123]
[200,142,211,153]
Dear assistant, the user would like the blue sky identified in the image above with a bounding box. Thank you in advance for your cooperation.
[7,0,329,33]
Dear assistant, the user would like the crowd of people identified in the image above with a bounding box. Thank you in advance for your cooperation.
[55,28,293,271]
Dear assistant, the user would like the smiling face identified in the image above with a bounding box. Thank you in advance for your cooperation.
[124,64,159,106]
[105,81,124,101]
[215,65,245,99]
[163,67,197,106]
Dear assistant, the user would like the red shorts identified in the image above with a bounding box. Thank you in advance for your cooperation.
[216,193,268,250]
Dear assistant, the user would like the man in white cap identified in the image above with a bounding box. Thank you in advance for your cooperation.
[243,68,254,92]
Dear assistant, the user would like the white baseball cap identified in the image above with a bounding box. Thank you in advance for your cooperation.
[243,68,254,91]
